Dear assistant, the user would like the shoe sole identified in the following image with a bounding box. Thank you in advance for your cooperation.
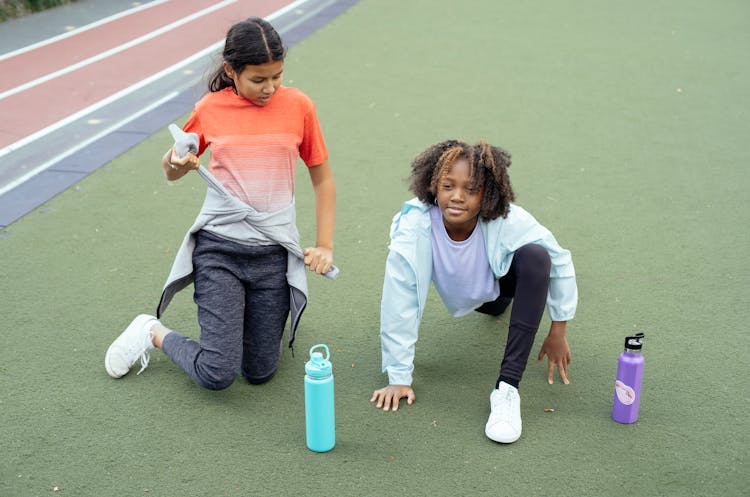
[104,350,121,378]
[104,314,155,378]
[485,426,521,444]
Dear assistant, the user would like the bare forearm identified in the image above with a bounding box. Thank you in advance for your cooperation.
[314,179,335,248]
[309,160,336,249]
[550,321,567,336]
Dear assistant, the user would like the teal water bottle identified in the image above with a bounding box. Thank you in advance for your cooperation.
[304,344,335,452]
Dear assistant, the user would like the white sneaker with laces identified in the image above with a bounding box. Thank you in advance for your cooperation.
[485,381,522,443]
[105,314,158,378]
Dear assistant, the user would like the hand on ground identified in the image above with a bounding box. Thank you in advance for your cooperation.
[370,384,415,411]
[537,323,571,385]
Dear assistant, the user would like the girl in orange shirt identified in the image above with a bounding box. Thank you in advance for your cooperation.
[105,17,336,390]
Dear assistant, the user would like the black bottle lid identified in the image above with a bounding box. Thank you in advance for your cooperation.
[625,332,645,350]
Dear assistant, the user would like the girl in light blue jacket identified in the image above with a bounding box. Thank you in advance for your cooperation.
[370,140,578,444]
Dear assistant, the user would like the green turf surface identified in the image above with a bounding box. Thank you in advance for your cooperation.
[2,0,749,495]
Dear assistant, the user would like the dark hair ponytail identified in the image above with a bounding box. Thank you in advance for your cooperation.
[208,17,287,92]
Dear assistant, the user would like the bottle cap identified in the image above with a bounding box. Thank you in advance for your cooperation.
[305,344,332,378]
[624,332,645,350]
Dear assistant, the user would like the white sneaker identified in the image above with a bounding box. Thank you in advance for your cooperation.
[104,314,158,378]
[485,382,522,443]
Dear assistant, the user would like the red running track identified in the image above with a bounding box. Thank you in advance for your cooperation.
[0,0,297,152]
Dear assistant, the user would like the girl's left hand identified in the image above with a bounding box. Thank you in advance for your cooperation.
[537,321,571,385]
[303,246,333,275]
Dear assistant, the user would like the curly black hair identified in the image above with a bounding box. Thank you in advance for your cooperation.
[408,140,515,220]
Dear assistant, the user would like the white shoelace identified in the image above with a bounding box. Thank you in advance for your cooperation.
[136,351,150,375]
[490,387,518,422]
[132,324,155,375]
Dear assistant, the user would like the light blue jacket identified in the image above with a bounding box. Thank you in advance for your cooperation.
[380,198,578,385]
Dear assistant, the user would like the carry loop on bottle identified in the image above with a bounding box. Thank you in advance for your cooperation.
[612,333,645,424]
[304,344,335,452]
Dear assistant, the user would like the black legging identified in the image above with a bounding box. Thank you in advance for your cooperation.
[476,243,551,389]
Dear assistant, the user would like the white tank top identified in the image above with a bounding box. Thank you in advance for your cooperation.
[429,206,500,317]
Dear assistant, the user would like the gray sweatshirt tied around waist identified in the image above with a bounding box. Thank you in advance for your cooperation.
[157,125,338,348]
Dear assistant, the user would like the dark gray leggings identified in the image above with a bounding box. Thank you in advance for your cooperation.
[476,243,551,388]
[161,231,290,390]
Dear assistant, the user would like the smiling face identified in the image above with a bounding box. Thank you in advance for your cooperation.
[435,158,483,241]
[224,59,284,106]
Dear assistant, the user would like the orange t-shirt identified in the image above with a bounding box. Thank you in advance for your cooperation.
[183,86,328,212]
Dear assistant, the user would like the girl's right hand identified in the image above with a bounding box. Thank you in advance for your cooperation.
[168,146,200,171]
[370,384,415,412]
[163,146,199,180]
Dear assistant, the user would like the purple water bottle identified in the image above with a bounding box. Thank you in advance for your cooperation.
[612,333,645,424]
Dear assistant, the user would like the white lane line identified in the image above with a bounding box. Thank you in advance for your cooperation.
[266,0,315,20]
[274,0,336,36]
[0,41,223,159]
[0,0,237,102]
[0,0,314,159]
[0,0,172,61]
[0,91,179,197]
[0,0,318,189]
